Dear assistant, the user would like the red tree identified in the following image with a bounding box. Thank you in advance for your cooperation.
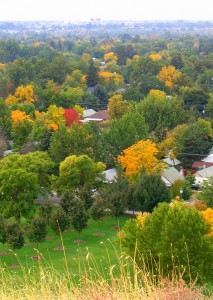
[63,109,81,127]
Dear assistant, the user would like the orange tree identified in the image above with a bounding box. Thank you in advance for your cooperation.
[117,139,164,177]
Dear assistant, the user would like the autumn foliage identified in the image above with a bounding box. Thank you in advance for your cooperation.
[11,110,33,125]
[158,65,181,89]
[201,208,213,236]
[118,140,163,177]
[63,109,81,127]
[5,85,34,105]
[149,53,162,61]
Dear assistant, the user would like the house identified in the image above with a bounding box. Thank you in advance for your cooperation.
[83,109,109,123]
[191,161,213,173]
[161,167,185,187]
[195,166,213,185]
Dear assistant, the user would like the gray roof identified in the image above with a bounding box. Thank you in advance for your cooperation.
[161,167,184,186]
[83,109,96,118]
[196,166,213,178]
[202,153,213,163]
[102,168,117,183]
[163,157,181,166]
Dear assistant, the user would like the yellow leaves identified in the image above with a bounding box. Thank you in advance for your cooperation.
[11,110,33,125]
[201,208,213,236]
[118,140,161,177]
[149,53,162,61]
[37,105,65,131]
[98,71,124,86]
[137,212,150,226]
[158,66,181,89]
[149,89,166,99]
[73,105,84,118]
[133,55,140,60]
[104,52,118,62]
[5,85,34,105]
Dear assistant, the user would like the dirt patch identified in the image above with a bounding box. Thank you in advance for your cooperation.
[53,247,65,251]
[31,255,44,260]
[74,240,85,244]
[110,226,120,230]
[0,252,9,256]
[45,236,53,241]
[8,264,20,269]
[64,229,73,232]
[24,243,33,247]
[93,232,105,236]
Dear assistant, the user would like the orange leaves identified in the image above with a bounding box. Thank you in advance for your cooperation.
[5,85,34,105]
[11,110,33,125]
[149,53,162,61]
[118,140,162,177]
[158,66,181,89]
[201,208,213,236]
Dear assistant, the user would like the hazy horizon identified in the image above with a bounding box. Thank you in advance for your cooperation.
[0,0,212,22]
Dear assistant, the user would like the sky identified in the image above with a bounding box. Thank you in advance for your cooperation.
[0,0,212,22]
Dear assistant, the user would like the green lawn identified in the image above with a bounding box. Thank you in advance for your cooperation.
[0,214,129,282]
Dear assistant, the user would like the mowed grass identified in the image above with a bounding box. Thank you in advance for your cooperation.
[0,214,129,282]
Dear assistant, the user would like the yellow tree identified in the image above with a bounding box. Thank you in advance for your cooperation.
[201,208,213,236]
[149,89,166,99]
[5,85,34,105]
[158,66,181,90]
[118,140,164,177]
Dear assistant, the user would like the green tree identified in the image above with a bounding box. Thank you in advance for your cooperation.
[0,215,7,248]
[86,60,98,87]
[39,200,54,225]
[69,196,88,237]
[137,93,186,136]
[6,222,24,252]
[120,202,213,282]
[133,172,171,212]
[27,217,47,249]
[199,177,213,207]
[100,173,128,220]
[91,195,106,225]
[50,207,70,245]
[0,168,39,220]
[103,111,148,163]
[56,154,105,194]
[174,119,213,169]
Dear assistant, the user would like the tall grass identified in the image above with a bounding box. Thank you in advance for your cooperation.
[0,243,210,300]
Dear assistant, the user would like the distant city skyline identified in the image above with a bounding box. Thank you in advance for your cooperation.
[0,0,212,22]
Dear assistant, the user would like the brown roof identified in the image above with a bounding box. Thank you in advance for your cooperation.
[88,110,109,120]
[192,161,213,169]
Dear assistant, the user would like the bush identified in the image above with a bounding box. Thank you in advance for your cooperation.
[120,202,213,282]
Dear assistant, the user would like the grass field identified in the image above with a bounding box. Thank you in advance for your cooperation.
[0,214,129,282]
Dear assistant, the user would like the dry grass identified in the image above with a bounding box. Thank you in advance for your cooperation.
[0,248,210,300]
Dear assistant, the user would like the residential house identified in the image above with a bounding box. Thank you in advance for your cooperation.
[195,166,213,185]
[161,166,185,187]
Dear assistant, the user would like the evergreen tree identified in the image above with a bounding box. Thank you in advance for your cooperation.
[133,172,171,212]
